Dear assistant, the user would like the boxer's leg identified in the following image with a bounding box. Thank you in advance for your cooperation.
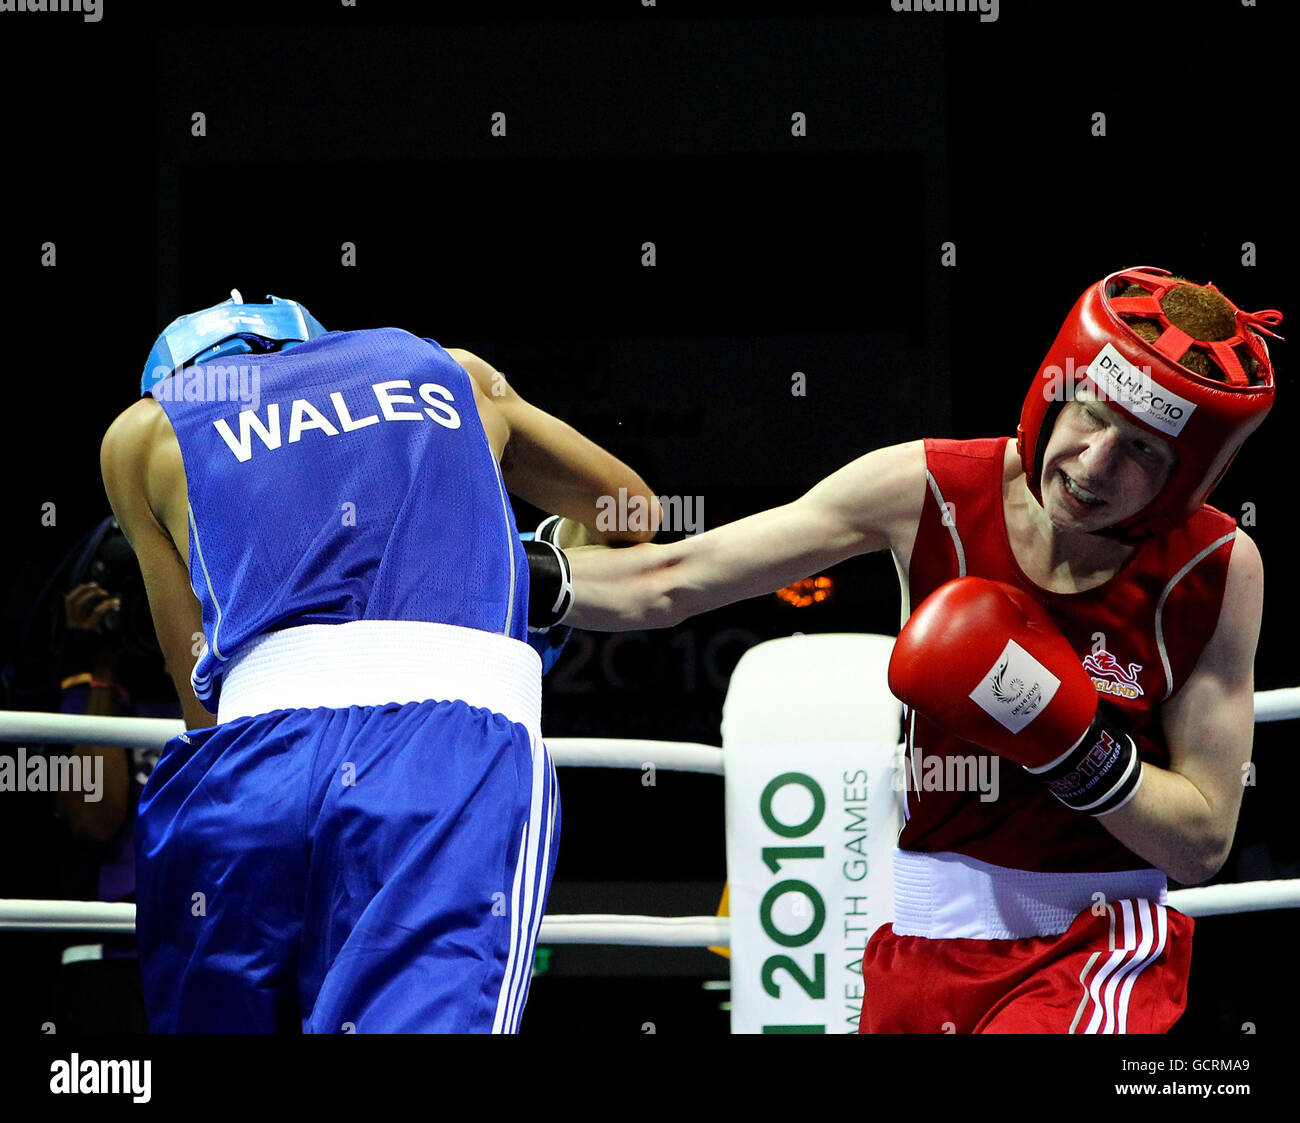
[299,699,559,1033]
[977,899,1194,1034]
[860,924,1015,1035]
[134,713,312,1032]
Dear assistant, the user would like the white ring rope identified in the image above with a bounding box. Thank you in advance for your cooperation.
[0,711,175,750]
[544,738,723,774]
[1164,879,1300,918]
[2,884,1298,943]
[1254,686,1300,723]
[3,683,1299,753]
[0,711,726,772]
[2,694,1298,943]
[0,898,731,946]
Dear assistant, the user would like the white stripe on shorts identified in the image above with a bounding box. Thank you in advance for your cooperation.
[1071,898,1167,1034]
[492,735,555,1033]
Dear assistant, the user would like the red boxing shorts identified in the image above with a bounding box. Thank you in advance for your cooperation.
[860,897,1193,1034]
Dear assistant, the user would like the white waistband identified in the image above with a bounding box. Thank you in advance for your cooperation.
[216,620,542,736]
[891,849,1168,940]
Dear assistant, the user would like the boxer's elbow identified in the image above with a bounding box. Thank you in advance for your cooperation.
[1190,812,1239,884]
[1169,838,1232,887]
[617,550,692,630]
[649,588,687,630]
[596,487,661,546]
[1195,840,1234,885]
[653,553,707,629]
[1168,862,1214,888]
[608,565,684,630]
[626,492,663,544]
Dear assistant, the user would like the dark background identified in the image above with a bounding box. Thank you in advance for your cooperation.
[0,0,1294,1040]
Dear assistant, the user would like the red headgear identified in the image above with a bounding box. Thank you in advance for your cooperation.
[1016,267,1282,541]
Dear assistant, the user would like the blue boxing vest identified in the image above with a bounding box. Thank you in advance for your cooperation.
[153,328,530,712]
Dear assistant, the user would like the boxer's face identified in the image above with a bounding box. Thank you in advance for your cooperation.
[1039,387,1176,533]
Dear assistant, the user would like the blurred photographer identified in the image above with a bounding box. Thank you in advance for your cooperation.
[51,516,178,1034]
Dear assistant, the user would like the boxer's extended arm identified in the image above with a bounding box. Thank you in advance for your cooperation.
[564,441,926,630]
[448,348,660,545]
[1093,532,1262,885]
[101,403,214,732]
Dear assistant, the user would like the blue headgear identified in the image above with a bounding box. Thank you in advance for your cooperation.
[141,290,327,397]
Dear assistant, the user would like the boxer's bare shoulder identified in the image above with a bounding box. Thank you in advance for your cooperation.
[792,438,928,570]
[443,347,510,460]
[852,438,928,572]
[101,398,189,567]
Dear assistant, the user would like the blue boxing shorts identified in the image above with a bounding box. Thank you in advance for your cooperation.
[134,621,557,1034]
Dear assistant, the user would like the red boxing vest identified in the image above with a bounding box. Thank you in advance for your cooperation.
[898,437,1238,874]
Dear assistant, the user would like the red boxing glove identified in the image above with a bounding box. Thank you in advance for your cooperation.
[889,577,1142,816]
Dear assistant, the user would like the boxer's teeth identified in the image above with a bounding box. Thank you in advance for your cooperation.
[1063,473,1102,505]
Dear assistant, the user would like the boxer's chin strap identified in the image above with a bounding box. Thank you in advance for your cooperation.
[523,539,573,633]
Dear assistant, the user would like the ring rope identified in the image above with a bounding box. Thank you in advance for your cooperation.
[2,698,1298,945]
[3,683,1299,755]
[2,686,1300,753]
[2,882,1298,943]
[0,711,726,771]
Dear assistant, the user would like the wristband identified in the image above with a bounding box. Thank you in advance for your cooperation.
[60,672,131,707]
[1024,707,1143,816]
[534,514,567,546]
[523,539,574,633]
